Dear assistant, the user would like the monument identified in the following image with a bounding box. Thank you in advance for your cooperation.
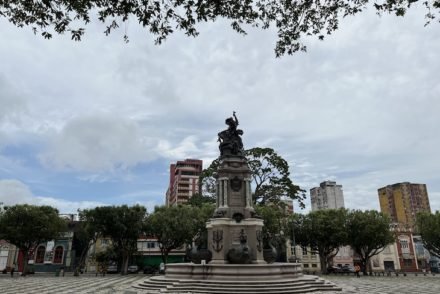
[135,113,341,293]
[208,111,265,265]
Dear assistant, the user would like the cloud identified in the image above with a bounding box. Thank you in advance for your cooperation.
[0,76,27,126]
[157,135,202,159]
[39,114,158,172]
[429,192,440,213]
[0,179,34,205]
[0,179,106,213]
[37,114,219,175]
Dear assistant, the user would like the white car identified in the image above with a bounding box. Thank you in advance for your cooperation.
[159,263,165,274]
[107,264,118,273]
[127,265,139,273]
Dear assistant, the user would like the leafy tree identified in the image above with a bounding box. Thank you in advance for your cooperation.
[73,209,102,276]
[93,246,118,275]
[201,147,305,207]
[255,204,290,261]
[146,205,198,264]
[186,193,216,249]
[198,158,220,199]
[293,209,348,274]
[346,210,394,275]
[190,203,216,249]
[0,204,66,276]
[1,1,437,56]
[246,148,305,207]
[80,205,147,275]
[417,211,440,258]
[187,193,216,207]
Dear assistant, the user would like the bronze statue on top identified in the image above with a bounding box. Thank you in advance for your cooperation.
[218,111,244,157]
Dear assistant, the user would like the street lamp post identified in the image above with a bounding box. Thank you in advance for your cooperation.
[289,220,297,263]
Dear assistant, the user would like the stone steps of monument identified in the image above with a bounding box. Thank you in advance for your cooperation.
[165,284,335,293]
[141,276,324,285]
[134,285,338,294]
[134,276,341,293]
[137,277,320,288]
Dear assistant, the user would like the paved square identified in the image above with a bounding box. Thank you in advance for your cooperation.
[323,274,440,294]
[0,274,145,294]
[0,273,439,293]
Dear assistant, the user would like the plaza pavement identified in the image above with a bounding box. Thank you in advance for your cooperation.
[323,274,440,294]
[0,273,144,294]
[0,273,439,293]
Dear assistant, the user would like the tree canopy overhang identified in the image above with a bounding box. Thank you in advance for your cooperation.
[1,1,438,56]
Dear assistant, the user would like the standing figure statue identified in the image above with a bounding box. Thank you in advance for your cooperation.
[218,111,244,157]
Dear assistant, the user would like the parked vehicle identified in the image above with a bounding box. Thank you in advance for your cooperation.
[143,265,156,275]
[327,266,342,274]
[127,265,139,273]
[159,263,165,274]
[107,264,118,273]
[341,265,355,273]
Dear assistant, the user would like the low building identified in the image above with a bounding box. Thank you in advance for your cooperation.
[135,237,186,268]
[0,240,17,272]
[298,245,321,273]
[26,233,74,273]
[368,243,401,273]
[333,246,353,268]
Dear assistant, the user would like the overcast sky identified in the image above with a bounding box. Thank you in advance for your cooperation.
[0,5,439,214]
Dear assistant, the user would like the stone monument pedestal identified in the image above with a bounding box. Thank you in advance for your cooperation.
[207,155,266,265]
[207,217,265,264]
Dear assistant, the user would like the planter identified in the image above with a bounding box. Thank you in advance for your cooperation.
[187,248,212,264]
[263,246,277,264]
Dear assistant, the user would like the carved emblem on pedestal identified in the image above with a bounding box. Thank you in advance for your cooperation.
[230,177,242,192]
[239,229,247,243]
[212,230,223,252]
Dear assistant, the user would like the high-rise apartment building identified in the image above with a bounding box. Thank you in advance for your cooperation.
[378,182,431,229]
[310,181,344,211]
[165,159,203,206]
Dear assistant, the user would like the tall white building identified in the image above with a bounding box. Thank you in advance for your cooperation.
[310,181,344,211]
[309,181,350,268]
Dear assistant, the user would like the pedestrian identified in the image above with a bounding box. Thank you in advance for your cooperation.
[11,263,15,277]
[355,264,361,278]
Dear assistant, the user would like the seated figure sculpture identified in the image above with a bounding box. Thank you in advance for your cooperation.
[218,111,244,157]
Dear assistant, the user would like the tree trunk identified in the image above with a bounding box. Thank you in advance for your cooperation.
[365,256,372,275]
[361,257,368,275]
[164,250,169,266]
[22,250,29,277]
[120,252,129,275]
[319,253,327,274]
[160,247,167,264]
[74,243,91,277]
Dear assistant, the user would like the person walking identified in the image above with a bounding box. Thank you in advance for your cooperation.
[10,263,15,277]
[354,264,361,278]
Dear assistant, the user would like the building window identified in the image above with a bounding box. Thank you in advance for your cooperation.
[303,264,309,268]
[403,259,412,267]
[53,246,64,264]
[399,237,410,254]
[302,246,307,255]
[137,241,157,251]
[311,264,317,268]
[35,246,46,263]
